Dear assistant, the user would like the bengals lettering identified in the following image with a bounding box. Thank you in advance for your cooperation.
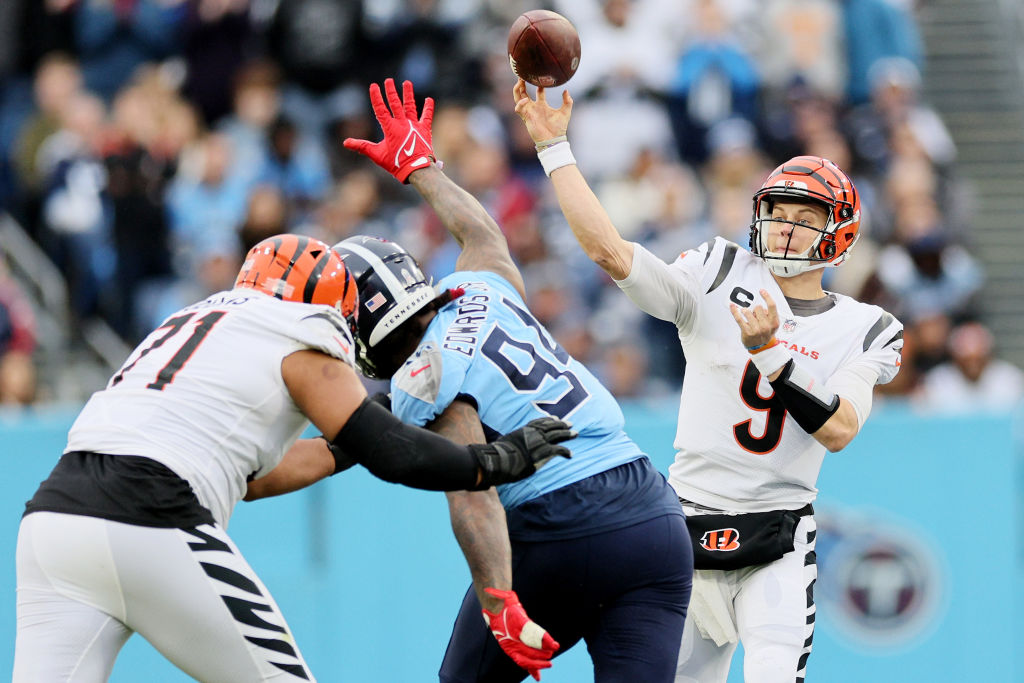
[776,339,820,360]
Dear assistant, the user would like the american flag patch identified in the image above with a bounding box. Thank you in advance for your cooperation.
[364,292,387,312]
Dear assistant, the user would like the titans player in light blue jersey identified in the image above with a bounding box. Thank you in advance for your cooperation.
[336,79,692,683]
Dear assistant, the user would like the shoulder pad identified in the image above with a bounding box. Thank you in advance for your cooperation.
[297,307,357,365]
[705,238,744,295]
[862,309,904,353]
[393,342,444,404]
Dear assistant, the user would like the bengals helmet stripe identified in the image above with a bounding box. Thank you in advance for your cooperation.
[749,156,861,278]
[782,163,837,200]
[235,234,358,323]
[303,244,331,303]
[274,235,310,296]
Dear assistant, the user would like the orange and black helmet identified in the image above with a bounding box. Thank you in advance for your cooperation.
[749,156,861,277]
[235,234,358,321]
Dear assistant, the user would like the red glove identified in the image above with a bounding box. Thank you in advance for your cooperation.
[343,78,436,183]
[482,588,560,681]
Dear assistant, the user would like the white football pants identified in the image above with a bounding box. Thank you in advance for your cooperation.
[14,512,315,682]
[675,514,817,683]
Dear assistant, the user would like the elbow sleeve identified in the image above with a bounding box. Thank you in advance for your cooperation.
[331,399,479,491]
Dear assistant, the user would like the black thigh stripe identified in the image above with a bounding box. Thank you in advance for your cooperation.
[184,527,233,553]
[706,243,739,294]
[271,661,311,680]
[302,250,330,303]
[246,636,298,657]
[221,595,287,633]
[863,312,896,351]
[201,561,262,595]
[276,236,311,298]
[796,549,817,682]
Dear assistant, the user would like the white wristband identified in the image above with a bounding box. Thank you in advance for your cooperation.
[537,141,576,177]
[749,341,791,378]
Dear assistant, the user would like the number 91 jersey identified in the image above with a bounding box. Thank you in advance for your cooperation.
[65,290,356,527]
[390,272,644,509]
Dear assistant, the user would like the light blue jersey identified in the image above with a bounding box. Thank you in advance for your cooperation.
[390,272,645,508]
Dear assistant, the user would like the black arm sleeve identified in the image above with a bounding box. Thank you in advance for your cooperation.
[768,359,841,434]
[331,398,479,491]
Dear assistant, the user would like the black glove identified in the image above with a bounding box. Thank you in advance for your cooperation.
[469,417,575,489]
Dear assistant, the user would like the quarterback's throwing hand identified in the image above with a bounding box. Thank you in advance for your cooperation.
[343,78,435,183]
[512,78,573,146]
[482,588,560,680]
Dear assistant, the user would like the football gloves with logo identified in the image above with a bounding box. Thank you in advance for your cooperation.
[344,78,436,183]
[468,417,574,490]
[482,588,560,680]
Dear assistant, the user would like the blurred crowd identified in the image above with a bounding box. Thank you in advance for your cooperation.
[0,0,1020,412]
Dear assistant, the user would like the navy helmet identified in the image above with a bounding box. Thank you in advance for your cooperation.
[332,236,436,378]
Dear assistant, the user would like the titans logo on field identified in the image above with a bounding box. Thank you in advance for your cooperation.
[814,507,947,651]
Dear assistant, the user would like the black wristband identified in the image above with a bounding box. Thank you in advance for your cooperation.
[768,360,840,434]
[331,398,479,491]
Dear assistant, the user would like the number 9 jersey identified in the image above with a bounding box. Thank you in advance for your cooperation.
[65,289,357,527]
[616,238,903,512]
[389,271,645,509]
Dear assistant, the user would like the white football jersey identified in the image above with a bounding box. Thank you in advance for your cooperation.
[66,289,356,527]
[617,238,902,512]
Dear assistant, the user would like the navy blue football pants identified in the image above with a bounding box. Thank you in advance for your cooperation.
[439,513,693,682]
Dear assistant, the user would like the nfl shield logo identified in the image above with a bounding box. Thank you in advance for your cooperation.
[783,318,797,333]
[364,292,387,313]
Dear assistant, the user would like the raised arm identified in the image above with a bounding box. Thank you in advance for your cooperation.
[512,79,635,281]
[408,165,526,300]
[343,78,526,299]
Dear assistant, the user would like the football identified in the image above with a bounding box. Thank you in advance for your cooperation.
[507,10,581,88]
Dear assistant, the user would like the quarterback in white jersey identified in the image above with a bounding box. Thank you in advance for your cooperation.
[15,234,572,683]
[514,80,902,683]
[623,235,902,513]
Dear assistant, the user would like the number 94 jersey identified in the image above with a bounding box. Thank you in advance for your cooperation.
[65,289,356,527]
[390,272,645,509]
